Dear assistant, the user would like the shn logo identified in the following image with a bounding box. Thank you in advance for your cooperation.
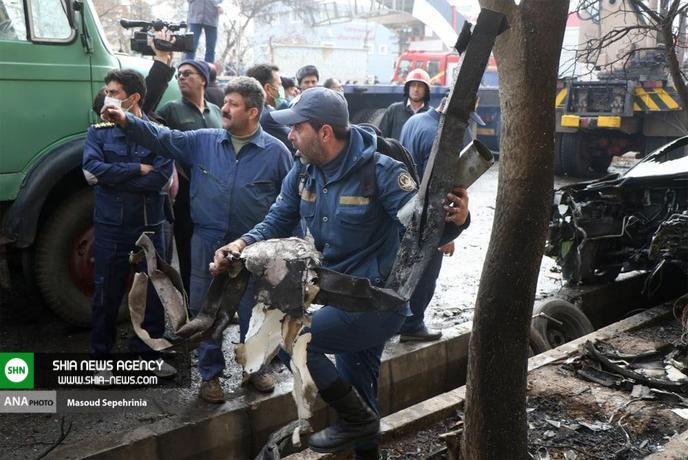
[0,353,34,389]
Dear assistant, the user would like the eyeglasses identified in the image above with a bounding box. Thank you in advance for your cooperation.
[177,70,199,79]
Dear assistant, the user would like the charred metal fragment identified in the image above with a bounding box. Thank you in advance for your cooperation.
[385,9,506,299]
[583,341,688,393]
[127,233,248,351]
[314,267,406,312]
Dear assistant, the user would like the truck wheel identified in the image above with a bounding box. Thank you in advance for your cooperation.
[532,299,594,348]
[34,189,127,327]
[555,133,595,178]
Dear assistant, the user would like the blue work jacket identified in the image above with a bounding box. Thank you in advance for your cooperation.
[122,113,293,241]
[244,126,416,291]
[82,118,173,229]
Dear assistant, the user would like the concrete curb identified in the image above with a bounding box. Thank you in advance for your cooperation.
[49,323,474,459]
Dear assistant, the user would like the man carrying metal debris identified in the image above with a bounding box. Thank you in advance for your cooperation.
[100,76,293,402]
[211,87,470,457]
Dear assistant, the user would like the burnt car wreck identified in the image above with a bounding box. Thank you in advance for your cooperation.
[546,136,688,286]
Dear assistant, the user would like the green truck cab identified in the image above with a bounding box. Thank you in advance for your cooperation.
[0,0,180,325]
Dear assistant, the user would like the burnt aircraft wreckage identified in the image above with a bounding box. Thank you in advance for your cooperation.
[128,9,506,458]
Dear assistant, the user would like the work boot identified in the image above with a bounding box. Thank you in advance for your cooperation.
[399,325,442,342]
[248,369,276,393]
[308,385,380,453]
[199,377,225,403]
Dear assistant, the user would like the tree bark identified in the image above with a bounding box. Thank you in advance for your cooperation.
[660,12,688,127]
[461,1,568,459]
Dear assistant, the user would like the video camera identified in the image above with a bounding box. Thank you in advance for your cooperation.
[120,19,194,56]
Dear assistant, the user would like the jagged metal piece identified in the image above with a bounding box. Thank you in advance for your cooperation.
[385,8,507,300]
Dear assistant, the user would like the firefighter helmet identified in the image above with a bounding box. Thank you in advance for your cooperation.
[404,68,431,101]
[405,68,431,87]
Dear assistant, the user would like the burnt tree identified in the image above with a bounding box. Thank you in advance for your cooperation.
[461,1,568,459]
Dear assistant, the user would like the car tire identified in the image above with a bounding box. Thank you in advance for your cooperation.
[532,299,594,348]
[34,189,128,327]
[528,326,551,357]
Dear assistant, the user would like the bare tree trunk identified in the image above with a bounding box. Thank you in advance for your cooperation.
[461,1,568,459]
[660,15,688,126]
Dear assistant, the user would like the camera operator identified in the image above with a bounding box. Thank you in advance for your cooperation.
[142,32,223,298]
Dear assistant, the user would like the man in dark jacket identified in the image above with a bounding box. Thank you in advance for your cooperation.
[205,64,225,107]
[378,68,431,140]
[156,59,223,296]
[246,64,294,154]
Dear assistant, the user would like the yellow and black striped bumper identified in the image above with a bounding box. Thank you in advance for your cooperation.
[555,86,682,112]
[632,87,681,111]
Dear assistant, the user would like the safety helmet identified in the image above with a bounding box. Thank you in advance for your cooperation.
[404,68,431,101]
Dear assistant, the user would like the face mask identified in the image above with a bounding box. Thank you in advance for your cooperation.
[103,95,133,112]
[103,96,122,108]
[274,86,287,107]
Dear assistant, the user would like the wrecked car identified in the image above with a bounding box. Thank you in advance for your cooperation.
[545,135,688,285]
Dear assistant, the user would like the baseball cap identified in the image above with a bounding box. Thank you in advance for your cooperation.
[179,59,210,86]
[270,87,349,127]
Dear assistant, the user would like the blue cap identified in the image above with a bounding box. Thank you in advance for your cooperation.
[270,87,349,127]
[179,59,210,86]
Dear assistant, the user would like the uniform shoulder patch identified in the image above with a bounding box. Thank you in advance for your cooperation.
[92,122,115,129]
[397,171,417,192]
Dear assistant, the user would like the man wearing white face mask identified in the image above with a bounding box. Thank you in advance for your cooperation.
[82,69,177,378]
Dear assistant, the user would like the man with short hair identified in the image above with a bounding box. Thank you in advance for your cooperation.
[156,59,223,296]
[379,68,432,140]
[278,76,299,109]
[83,69,176,378]
[323,77,343,93]
[296,65,320,90]
[210,87,470,457]
[101,76,293,402]
[246,64,293,153]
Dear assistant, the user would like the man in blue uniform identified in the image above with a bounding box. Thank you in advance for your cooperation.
[101,76,293,402]
[397,103,482,341]
[210,87,470,458]
[83,69,176,377]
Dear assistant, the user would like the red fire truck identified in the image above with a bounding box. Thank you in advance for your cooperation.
[392,50,498,87]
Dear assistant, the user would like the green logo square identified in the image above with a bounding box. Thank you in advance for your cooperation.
[0,353,34,389]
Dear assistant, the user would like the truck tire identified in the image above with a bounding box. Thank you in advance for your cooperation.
[34,189,127,327]
[554,133,591,177]
[532,299,594,348]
